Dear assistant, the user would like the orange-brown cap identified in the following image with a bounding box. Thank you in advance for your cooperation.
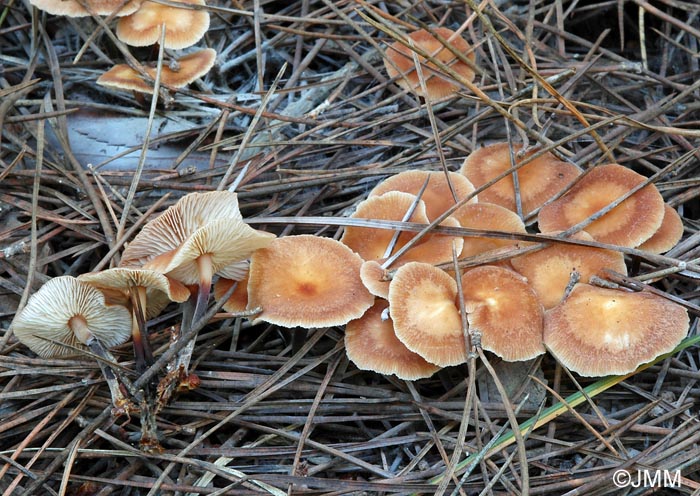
[388,262,466,366]
[97,48,216,94]
[511,231,627,309]
[345,301,440,380]
[340,191,462,266]
[116,0,210,49]
[247,235,374,328]
[544,283,689,376]
[460,142,581,215]
[383,27,475,100]
[29,0,141,17]
[359,260,391,299]
[213,275,249,313]
[637,204,684,253]
[369,170,477,221]
[450,202,526,265]
[538,164,665,247]
[460,265,545,361]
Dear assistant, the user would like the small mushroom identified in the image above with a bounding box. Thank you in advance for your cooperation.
[510,231,627,309]
[460,265,545,361]
[544,283,689,376]
[537,163,665,247]
[247,235,374,328]
[460,142,581,215]
[97,48,217,94]
[637,204,684,254]
[345,301,440,380]
[11,276,133,411]
[383,27,475,101]
[388,262,466,366]
[116,0,210,49]
[369,170,477,221]
[359,260,391,299]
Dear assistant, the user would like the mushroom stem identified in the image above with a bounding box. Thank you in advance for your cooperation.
[83,336,135,416]
[129,285,154,373]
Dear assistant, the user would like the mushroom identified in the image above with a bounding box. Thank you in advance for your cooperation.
[116,0,210,49]
[359,260,391,299]
[340,191,462,267]
[450,202,526,268]
[345,301,440,380]
[637,204,684,254]
[29,0,141,17]
[383,27,475,101]
[544,283,689,376]
[460,142,581,216]
[246,235,374,328]
[11,276,133,411]
[510,231,627,309]
[368,170,477,221]
[79,268,190,372]
[213,273,249,314]
[459,265,545,361]
[388,262,466,366]
[537,163,665,247]
[97,48,217,94]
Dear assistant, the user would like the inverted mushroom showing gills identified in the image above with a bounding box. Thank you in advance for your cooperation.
[544,284,689,376]
[537,163,665,247]
[247,235,374,328]
[11,276,133,412]
[383,27,476,101]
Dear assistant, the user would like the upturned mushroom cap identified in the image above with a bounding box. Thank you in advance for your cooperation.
[460,142,581,215]
[383,27,475,100]
[460,266,545,361]
[116,0,210,49]
[345,301,440,380]
[389,262,466,366]
[537,163,665,247]
[97,49,216,94]
[359,260,391,299]
[120,191,275,285]
[29,0,141,17]
[11,276,132,358]
[450,202,526,263]
[247,235,374,328]
[637,204,684,253]
[79,267,191,318]
[511,231,627,309]
[544,284,689,376]
[340,191,462,266]
[369,170,477,221]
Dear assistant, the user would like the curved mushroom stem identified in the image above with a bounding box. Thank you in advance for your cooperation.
[129,285,155,373]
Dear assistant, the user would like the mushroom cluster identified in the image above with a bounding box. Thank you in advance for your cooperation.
[29,0,214,94]
[342,143,689,379]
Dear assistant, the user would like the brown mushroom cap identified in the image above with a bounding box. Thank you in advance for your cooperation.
[451,202,526,263]
[116,0,210,49]
[637,204,684,254]
[345,301,440,380]
[537,163,665,247]
[29,0,141,17]
[511,231,628,309]
[340,191,462,266]
[97,49,216,94]
[383,27,475,100]
[460,142,581,215]
[359,260,391,299]
[369,170,477,221]
[11,276,132,358]
[389,262,466,366]
[247,235,374,328]
[544,284,689,376]
[213,275,249,314]
[460,265,545,361]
